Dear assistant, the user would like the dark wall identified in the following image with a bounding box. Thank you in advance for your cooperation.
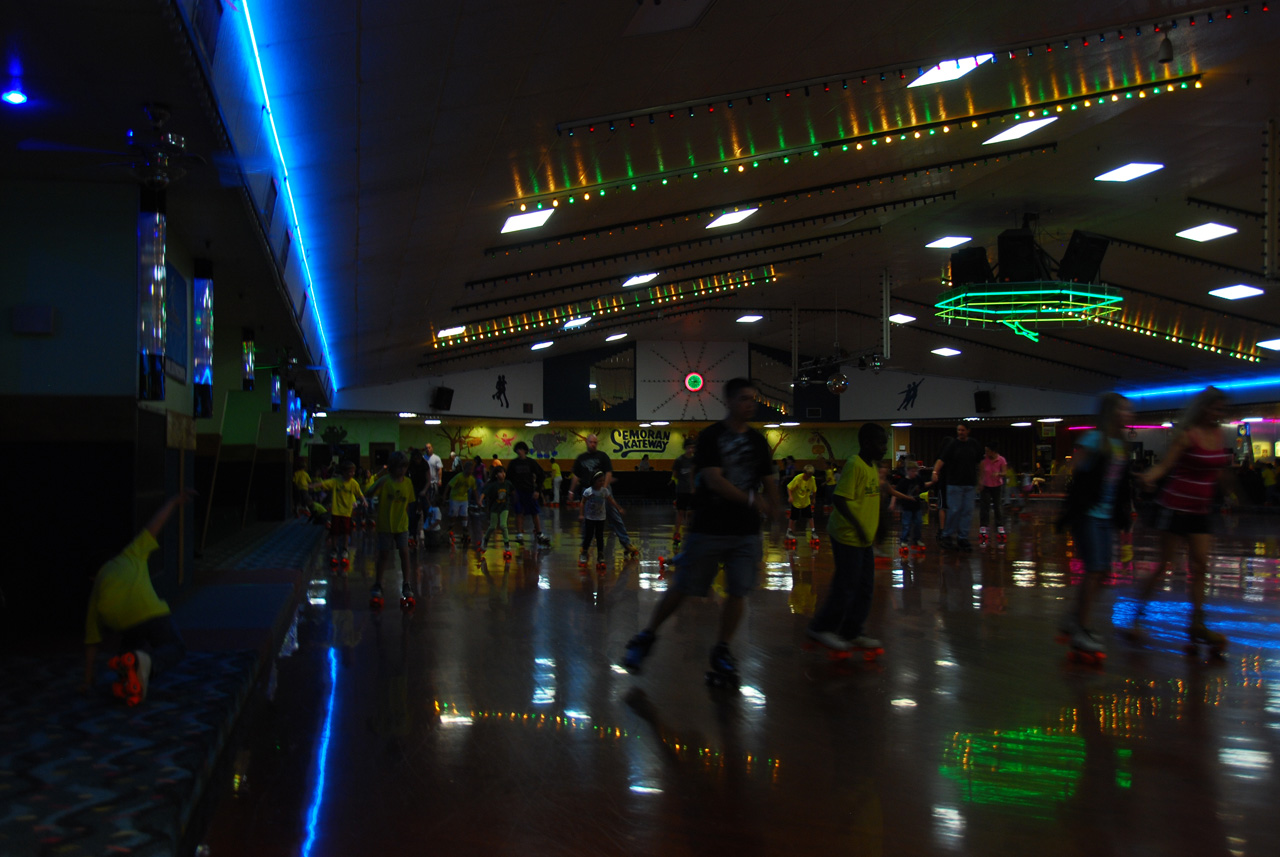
[543,344,635,422]
[906,426,1037,470]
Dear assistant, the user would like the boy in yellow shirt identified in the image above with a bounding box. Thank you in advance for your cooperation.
[808,424,888,653]
[82,490,195,705]
[786,464,819,545]
[312,460,366,567]
[292,459,313,518]
[366,451,418,608]
[447,461,477,546]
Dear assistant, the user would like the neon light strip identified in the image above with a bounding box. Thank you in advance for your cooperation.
[1090,316,1261,362]
[1067,425,1170,430]
[1124,374,1280,399]
[301,647,338,857]
[240,1,339,393]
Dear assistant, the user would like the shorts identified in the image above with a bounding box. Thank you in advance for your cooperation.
[512,489,540,516]
[330,515,353,538]
[449,499,469,517]
[672,531,762,597]
[1072,515,1114,574]
[1157,507,1213,535]
[377,531,409,552]
[790,505,812,522]
[675,493,694,511]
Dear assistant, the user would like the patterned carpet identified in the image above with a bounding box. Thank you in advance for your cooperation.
[197,518,325,574]
[0,650,258,857]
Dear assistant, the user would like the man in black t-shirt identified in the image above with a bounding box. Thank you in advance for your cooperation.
[934,423,983,550]
[569,434,635,554]
[507,442,550,546]
[623,378,780,681]
[670,439,697,542]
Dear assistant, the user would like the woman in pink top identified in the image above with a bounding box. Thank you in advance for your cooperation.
[977,446,1008,545]
[1127,387,1232,653]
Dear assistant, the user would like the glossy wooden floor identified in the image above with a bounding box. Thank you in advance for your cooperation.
[202,505,1280,857]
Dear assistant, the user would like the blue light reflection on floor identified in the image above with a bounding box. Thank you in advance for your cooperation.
[301,647,338,857]
[1111,596,1280,653]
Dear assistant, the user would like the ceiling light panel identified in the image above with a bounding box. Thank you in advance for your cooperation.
[926,237,971,249]
[1209,284,1264,300]
[606,333,629,342]
[931,347,961,356]
[908,54,994,88]
[736,314,763,323]
[706,209,759,229]
[501,209,555,233]
[889,314,916,324]
[1176,222,1237,242]
[1094,162,1164,182]
[982,117,1057,145]
[622,273,659,287]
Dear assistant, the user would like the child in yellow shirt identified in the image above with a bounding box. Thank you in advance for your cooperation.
[312,460,366,566]
[366,451,418,607]
[787,464,819,543]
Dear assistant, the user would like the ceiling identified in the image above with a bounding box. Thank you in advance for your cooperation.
[7,0,1280,404]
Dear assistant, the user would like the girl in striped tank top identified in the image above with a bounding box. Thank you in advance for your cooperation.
[1126,387,1231,654]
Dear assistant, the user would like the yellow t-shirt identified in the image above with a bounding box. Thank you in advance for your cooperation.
[320,477,364,518]
[448,474,475,503]
[373,477,416,533]
[824,469,836,486]
[827,456,880,547]
[788,474,817,509]
[293,469,312,493]
[84,530,169,645]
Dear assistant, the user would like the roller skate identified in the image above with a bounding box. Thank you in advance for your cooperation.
[1060,625,1106,666]
[979,527,989,547]
[536,533,551,547]
[369,583,384,611]
[503,543,512,561]
[623,544,640,561]
[340,549,350,572]
[672,527,681,545]
[107,650,151,706]
[595,560,607,571]
[808,532,820,550]
[622,629,656,673]
[1186,621,1228,661]
[578,552,589,569]
[329,549,340,567]
[848,635,885,662]
[914,540,927,553]
[898,544,910,557]
[803,628,852,660]
[399,583,416,611]
[996,526,1007,545]
[705,642,740,689]
[784,531,798,550]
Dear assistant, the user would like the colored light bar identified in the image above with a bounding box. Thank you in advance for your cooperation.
[889,313,916,324]
[241,0,338,393]
[982,117,1057,145]
[1094,163,1164,182]
[706,209,759,228]
[1208,284,1264,300]
[623,273,659,287]
[927,236,971,249]
[1124,374,1280,399]
[908,54,994,88]
[300,648,338,857]
[1176,222,1237,242]
[501,209,555,233]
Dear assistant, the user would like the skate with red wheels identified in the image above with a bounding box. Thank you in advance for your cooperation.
[369,584,384,611]
[623,544,640,561]
[107,651,148,707]
[783,533,798,550]
[577,552,589,569]
[803,630,853,661]
[672,528,681,545]
[595,560,606,571]
[913,541,927,554]
[400,583,416,612]
[848,637,885,662]
[979,527,989,547]
[1056,625,1106,667]
[996,526,1007,545]
[808,535,820,551]
[503,544,512,561]
[340,550,350,569]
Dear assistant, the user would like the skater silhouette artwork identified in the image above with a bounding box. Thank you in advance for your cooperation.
[897,378,924,411]
[492,374,509,408]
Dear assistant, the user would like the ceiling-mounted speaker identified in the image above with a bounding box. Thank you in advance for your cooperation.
[1058,230,1110,283]
[974,390,994,413]
[430,386,454,411]
[949,246,994,285]
[997,228,1044,281]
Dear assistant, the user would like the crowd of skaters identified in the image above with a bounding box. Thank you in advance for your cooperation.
[82,379,1248,702]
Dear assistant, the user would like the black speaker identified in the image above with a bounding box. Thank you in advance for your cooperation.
[997,228,1043,281]
[430,386,454,411]
[974,390,994,413]
[1058,230,1110,283]
[950,246,994,285]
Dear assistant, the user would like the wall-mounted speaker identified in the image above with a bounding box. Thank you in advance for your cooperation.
[430,386,454,411]
[974,390,994,413]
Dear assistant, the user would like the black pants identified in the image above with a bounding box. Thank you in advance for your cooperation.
[119,614,186,678]
[978,485,1004,527]
[581,519,605,554]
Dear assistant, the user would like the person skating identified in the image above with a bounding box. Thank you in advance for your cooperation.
[623,378,780,683]
[786,464,818,546]
[978,445,1008,545]
[579,471,622,568]
[479,466,514,555]
[933,422,983,550]
[507,442,551,546]
[366,451,418,607]
[570,434,639,558]
[670,439,697,543]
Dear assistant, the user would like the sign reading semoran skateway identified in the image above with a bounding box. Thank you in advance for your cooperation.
[611,428,671,457]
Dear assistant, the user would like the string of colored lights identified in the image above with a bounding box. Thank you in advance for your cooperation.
[1087,314,1263,362]
[434,266,782,351]
[512,76,1200,209]
[489,188,959,257]
[467,225,877,291]
[555,6,1257,135]
[936,284,1123,325]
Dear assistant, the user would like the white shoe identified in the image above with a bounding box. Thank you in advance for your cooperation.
[848,635,882,649]
[1070,627,1105,654]
[806,628,851,651]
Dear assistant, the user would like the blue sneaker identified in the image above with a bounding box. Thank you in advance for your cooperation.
[623,630,656,673]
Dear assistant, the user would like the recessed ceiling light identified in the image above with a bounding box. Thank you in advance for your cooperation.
[908,54,994,88]
[1011,422,1032,427]
[2,89,28,105]
[398,412,417,418]
[1241,416,1264,422]
[891,422,912,427]
[982,116,1057,145]
[652,421,669,426]
[1258,338,1280,350]
[926,236,971,249]
[588,383,598,389]
[764,423,781,428]
[500,209,554,234]
[424,419,441,425]
[706,208,759,229]
[1160,421,1173,428]
[437,326,466,337]
[889,313,916,324]
[737,314,764,323]
[1037,417,1063,423]
[780,421,800,427]
[1209,284,1264,300]
[623,273,659,287]
[963,417,980,421]
[563,316,591,328]
[531,341,553,350]
[1176,222,1237,242]
[606,332,628,342]
[638,423,651,428]
[1094,162,1164,182]
[931,347,961,356]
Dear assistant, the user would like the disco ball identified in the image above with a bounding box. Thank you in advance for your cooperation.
[826,373,849,394]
